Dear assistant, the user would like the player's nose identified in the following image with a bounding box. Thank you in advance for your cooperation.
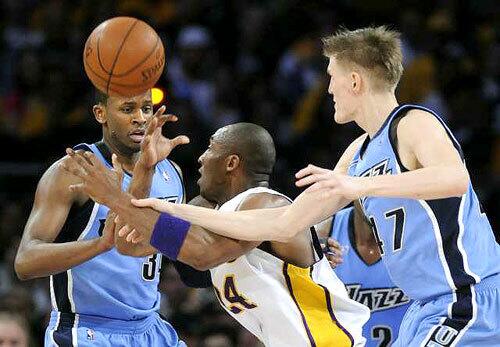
[131,110,147,125]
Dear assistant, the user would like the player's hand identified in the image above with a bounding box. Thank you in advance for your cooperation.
[320,237,344,269]
[130,198,175,214]
[97,212,117,252]
[137,106,190,169]
[62,149,124,205]
[295,164,366,200]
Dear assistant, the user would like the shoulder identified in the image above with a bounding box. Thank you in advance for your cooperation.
[36,155,85,203]
[397,109,450,144]
[237,191,291,211]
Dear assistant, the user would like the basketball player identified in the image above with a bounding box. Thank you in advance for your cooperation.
[63,122,370,347]
[128,27,500,346]
[14,89,189,346]
[316,201,411,347]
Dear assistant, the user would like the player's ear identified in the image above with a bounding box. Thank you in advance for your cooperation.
[351,71,362,94]
[226,154,241,173]
[93,104,107,124]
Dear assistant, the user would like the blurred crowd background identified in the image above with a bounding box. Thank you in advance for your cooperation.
[0,0,498,346]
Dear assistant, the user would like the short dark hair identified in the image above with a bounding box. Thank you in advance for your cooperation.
[94,89,109,106]
[218,123,276,178]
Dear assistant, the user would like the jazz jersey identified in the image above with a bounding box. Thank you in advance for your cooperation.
[210,187,370,347]
[330,207,411,347]
[348,104,500,301]
[50,142,184,321]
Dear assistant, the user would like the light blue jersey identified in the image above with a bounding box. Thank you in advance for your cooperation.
[331,207,411,347]
[348,104,500,346]
[46,142,185,346]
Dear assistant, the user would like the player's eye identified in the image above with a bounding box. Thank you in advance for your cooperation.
[121,107,133,114]
[142,105,153,113]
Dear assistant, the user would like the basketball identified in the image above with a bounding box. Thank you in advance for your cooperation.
[83,17,165,97]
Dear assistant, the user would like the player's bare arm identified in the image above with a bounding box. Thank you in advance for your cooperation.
[130,134,367,243]
[14,157,115,280]
[298,110,469,200]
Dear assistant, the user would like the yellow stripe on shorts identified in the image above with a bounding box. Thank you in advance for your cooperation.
[283,263,353,347]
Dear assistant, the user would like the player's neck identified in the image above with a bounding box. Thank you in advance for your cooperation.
[355,91,398,138]
[101,137,139,172]
[220,178,269,205]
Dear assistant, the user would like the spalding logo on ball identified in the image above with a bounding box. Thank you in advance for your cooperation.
[83,16,165,97]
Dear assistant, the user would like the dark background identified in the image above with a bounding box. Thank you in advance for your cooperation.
[0,1,498,346]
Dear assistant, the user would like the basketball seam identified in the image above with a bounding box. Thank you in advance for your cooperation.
[105,19,140,95]
[109,35,161,77]
[84,60,133,94]
[86,59,163,88]
[96,35,111,74]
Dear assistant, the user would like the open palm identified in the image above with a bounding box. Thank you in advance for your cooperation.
[139,106,190,169]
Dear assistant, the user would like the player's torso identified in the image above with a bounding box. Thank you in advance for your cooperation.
[50,142,184,320]
[210,187,369,347]
[331,208,411,347]
[348,104,500,300]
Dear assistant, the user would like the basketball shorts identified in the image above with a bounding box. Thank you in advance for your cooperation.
[44,311,185,347]
[394,274,500,347]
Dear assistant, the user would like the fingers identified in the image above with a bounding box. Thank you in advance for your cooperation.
[169,135,190,148]
[153,105,166,119]
[296,172,332,187]
[111,154,124,184]
[118,224,132,238]
[158,114,178,127]
[131,198,157,208]
[295,164,331,179]
[146,116,158,136]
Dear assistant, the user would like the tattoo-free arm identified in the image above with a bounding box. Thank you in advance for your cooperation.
[14,159,112,280]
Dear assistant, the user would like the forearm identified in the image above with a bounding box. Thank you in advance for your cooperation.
[128,161,154,198]
[117,162,155,254]
[168,189,349,242]
[364,165,469,200]
[177,227,256,270]
[15,238,106,280]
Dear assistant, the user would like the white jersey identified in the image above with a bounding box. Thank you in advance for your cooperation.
[210,187,369,347]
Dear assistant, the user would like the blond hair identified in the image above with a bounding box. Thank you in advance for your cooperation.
[322,26,403,90]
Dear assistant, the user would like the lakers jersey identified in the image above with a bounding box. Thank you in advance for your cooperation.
[50,142,184,321]
[210,187,369,347]
[330,207,411,347]
[348,104,500,301]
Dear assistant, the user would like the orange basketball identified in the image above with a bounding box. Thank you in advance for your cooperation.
[83,17,165,97]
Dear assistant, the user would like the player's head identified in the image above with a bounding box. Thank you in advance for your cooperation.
[197,123,276,202]
[92,89,154,156]
[322,26,403,124]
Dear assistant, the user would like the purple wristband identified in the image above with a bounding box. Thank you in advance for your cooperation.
[150,213,191,260]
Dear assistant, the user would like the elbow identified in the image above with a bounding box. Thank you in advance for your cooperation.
[452,170,470,197]
[14,256,33,281]
[187,253,216,271]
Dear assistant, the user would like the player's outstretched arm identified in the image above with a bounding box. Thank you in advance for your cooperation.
[297,110,469,200]
[128,134,366,243]
[14,158,115,280]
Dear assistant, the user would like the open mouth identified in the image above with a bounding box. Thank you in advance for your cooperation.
[129,129,145,143]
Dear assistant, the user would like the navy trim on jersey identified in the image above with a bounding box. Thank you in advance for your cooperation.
[53,313,75,347]
[54,200,94,243]
[359,105,402,158]
[426,197,477,289]
[387,104,464,173]
[52,271,73,313]
[423,285,475,346]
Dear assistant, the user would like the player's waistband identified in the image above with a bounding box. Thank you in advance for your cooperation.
[49,310,163,334]
[473,273,500,293]
[419,273,500,304]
